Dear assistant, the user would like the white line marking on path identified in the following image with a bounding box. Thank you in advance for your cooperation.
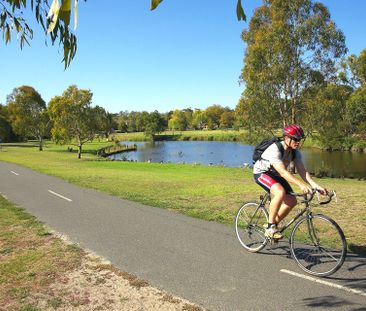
[280,269,366,298]
[48,190,72,202]
[10,171,19,176]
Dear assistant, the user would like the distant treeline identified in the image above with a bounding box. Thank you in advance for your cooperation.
[116,105,237,133]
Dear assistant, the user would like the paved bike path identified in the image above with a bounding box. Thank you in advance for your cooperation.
[1,162,365,310]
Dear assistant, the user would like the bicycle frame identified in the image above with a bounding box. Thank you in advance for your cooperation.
[258,192,314,237]
[279,204,310,235]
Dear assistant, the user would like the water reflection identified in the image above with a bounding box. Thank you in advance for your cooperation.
[301,149,366,178]
[108,141,366,178]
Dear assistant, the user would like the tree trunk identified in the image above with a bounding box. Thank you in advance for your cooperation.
[291,98,296,124]
[38,136,43,151]
[78,145,82,159]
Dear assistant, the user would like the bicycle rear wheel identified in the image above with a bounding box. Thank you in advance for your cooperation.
[235,202,269,253]
[290,214,347,277]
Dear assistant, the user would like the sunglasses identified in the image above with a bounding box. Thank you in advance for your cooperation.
[291,137,302,142]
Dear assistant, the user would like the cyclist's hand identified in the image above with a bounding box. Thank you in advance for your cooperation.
[299,184,311,194]
[316,186,328,195]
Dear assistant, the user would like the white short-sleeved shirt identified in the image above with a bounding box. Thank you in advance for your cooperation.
[253,141,303,174]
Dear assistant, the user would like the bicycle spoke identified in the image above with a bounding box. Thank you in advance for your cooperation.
[317,246,342,262]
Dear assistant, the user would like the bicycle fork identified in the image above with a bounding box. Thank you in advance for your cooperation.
[306,213,320,247]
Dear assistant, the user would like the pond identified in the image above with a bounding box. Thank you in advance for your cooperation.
[109,141,366,179]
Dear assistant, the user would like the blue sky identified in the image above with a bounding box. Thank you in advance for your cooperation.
[1,0,365,113]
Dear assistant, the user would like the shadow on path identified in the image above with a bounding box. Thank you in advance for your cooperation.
[257,241,366,291]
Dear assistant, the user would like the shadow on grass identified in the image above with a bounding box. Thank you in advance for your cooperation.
[59,147,100,155]
[0,143,38,148]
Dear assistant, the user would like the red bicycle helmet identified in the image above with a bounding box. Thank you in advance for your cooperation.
[282,124,305,140]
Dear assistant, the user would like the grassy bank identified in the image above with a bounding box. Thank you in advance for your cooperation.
[113,130,248,143]
[0,142,365,252]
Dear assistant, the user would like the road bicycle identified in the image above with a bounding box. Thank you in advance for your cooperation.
[235,189,347,277]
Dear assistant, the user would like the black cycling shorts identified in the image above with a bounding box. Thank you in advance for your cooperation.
[254,171,293,194]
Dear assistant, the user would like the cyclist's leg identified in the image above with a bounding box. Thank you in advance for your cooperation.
[268,174,297,224]
[275,194,297,224]
[255,173,289,239]
[268,183,286,224]
[254,173,286,225]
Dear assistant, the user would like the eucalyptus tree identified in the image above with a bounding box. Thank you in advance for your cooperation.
[182,108,193,129]
[339,48,366,89]
[135,111,150,132]
[239,0,347,134]
[219,110,235,129]
[234,98,249,128]
[319,49,366,141]
[168,109,188,131]
[6,86,50,150]
[205,105,226,129]
[303,83,353,149]
[144,110,166,139]
[117,111,129,133]
[346,85,366,136]
[126,111,138,132]
[94,107,118,138]
[48,85,102,158]
[191,109,208,130]
[0,104,15,142]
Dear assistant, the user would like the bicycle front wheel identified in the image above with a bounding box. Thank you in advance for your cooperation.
[290,214,347,277]
[235,202,269,253]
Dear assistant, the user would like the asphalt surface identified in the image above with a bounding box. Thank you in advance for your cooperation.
[0,161,365,311]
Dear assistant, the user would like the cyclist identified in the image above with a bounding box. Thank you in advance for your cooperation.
[253,124,327,239]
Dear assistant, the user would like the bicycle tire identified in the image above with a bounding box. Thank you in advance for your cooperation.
[235,202,269,253]
[290,213,347,277]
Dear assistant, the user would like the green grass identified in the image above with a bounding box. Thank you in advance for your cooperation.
[111,132,147,141]
[113,130,249,142]
[0,141,365,252]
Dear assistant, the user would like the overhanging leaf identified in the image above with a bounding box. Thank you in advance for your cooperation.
[47,0,60,32]
[151,0,163,11]
[13,17,20,32]
[61,0,72,11]
[60,0,72,27]
[5,25,11,43]
[47,0,60,18]
[236,0,246,21]
[74,0,78,30]
[1,12,6,26]
[47,7,60,33]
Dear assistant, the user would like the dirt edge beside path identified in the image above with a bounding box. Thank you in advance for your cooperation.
[38,230,206,311]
